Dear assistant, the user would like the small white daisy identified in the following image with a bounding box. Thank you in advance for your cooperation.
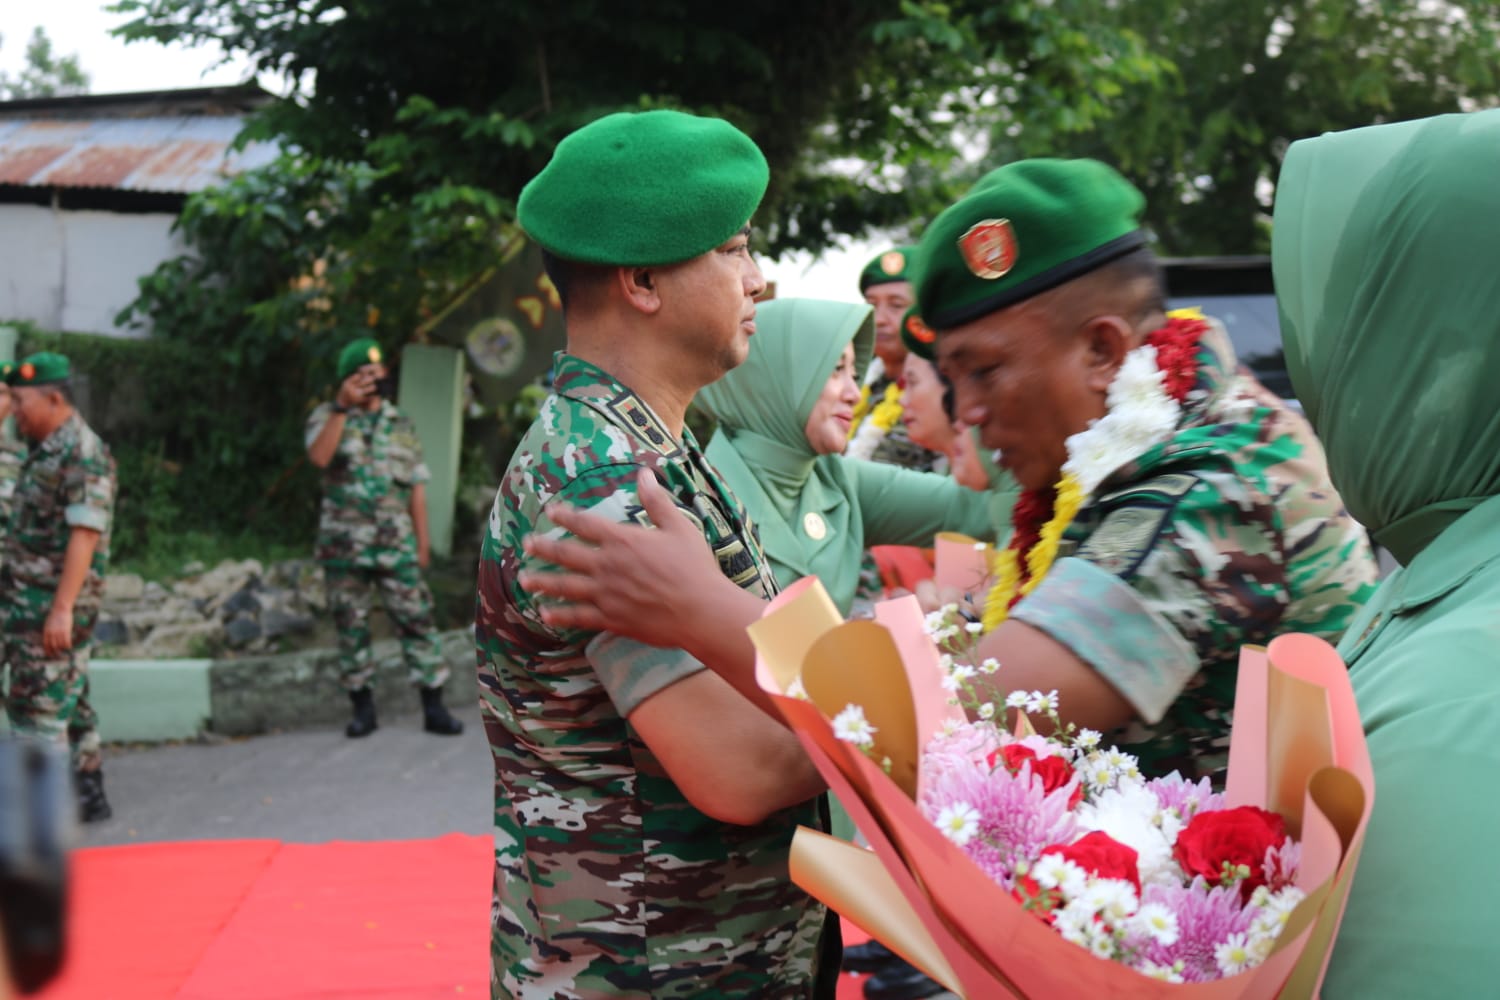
[934,802,980,846]
[831,704,877,748]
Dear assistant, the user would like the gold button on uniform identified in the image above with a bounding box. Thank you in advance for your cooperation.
[803,512,827,540]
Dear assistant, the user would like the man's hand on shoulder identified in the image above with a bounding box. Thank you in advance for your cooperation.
[520,469,731,650]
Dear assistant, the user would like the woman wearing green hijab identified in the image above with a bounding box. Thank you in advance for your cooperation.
[694,297,1008,615]
[1273,109,1500,994]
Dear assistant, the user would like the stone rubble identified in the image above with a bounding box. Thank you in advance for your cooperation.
[96,558,336,659]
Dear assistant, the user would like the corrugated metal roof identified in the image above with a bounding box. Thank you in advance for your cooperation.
[0,116,278,194]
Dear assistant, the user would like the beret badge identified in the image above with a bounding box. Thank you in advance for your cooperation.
[879,250,906,276]
[905,313,936,346]
[959,219,1019,280]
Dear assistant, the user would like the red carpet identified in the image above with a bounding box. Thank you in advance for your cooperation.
[33,835,876,999]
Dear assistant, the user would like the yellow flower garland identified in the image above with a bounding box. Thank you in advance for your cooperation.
[980,471,1087,632]
[848,381,904,440]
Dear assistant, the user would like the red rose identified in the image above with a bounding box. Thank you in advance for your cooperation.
[1014,832,1141,920]
[1044,831,1141,895]
[1173,805,1287,901]
[989,744,1083,808]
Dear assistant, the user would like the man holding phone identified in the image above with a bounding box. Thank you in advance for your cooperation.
[305,338,463,739]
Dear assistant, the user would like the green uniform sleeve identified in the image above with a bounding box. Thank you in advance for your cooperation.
[390,412,431,485]
[521,467,707,717]
[62,440,114,534]
[304,402,334,450]
[850,461,1009,548]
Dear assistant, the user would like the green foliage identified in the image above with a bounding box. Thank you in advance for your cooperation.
[15,324,321,565]
[0,26,90,99]
[1030,0,1500,254]
[103,0,1165,501]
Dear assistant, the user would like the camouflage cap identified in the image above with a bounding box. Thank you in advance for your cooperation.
[913,158,1147,329]
[336,338,383,381]
[899,305,938,361]
[12,352,71,387]
[517,109,769,266]
[858,246,917,293]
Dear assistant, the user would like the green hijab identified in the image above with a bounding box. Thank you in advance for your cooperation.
[1273,110,1500,565]
[694,298,875,606]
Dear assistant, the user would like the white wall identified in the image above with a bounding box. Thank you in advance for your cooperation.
[0,202,184,337]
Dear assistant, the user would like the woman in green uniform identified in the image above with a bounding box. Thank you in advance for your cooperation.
[694,297,1010,616]
[1273,108,1500,995]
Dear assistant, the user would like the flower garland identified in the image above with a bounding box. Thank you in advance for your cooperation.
[981,315,1208,632]
[846,358,907,461]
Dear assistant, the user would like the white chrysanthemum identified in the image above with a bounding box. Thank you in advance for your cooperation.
[935,802,980,846]
[1062,342,1186,497]
[1215,932,1253,976]
[980,657,1001,674]
[978,703,996,721]
[1074,728,1102,750]
[1062,424,1120,495]
[1076,781,1178,887]
[1129,902,1180,946]
[964,621,984,635]
[832,704,877,748]
[1004,691,1030,709]
[938,717,963,737]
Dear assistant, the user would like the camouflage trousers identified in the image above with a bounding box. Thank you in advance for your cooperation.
[2,585,102,773]
[323,563,448,692]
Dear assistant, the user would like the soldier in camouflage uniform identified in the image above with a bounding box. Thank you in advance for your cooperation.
[849,250,951,619]
[0,362,24,540]
[305,338,463,739]
[1,353,116,823]
[518,160,1379,791]
[905,158,1379,778]
[478,110,835,998]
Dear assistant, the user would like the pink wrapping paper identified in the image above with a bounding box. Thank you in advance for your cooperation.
[750,578,1374,1000]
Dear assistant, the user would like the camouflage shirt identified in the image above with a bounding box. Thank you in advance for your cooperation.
[0,436,24,544]
[476,353,826,999]
[305,400,430,571]
[0,412,115,614]
[1011,321,1379,778]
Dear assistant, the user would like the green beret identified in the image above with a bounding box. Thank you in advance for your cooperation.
[517,109,769,266]
[336,338,384,381]
[899,306,938,361]
[858,246,917,293]
[913,158,1147,330]
[12,352,71,387]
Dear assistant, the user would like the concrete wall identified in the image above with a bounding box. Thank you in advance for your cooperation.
[0,203,183,337]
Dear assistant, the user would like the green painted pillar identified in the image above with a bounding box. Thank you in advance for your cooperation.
[398,344,465,558]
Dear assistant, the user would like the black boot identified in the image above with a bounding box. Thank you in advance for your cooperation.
[843,939,900,974]
[420,686,463,736]
[863,957,946,1000]
[75,768,113,823]
[346,687,378,738]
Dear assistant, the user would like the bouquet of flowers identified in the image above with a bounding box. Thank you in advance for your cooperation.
[747,577,1372,999]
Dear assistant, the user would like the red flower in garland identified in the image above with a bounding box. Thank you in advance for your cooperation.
[1145,316,1209,403]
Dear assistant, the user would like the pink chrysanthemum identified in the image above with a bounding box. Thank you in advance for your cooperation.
[1135,879,1256,982]
[920,751,1079,882]
[1147,772,1224,821]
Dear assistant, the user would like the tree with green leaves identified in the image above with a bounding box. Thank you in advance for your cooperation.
[1026,0,1500,254]
[104,0,1164,541]
[0,26,90,99]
